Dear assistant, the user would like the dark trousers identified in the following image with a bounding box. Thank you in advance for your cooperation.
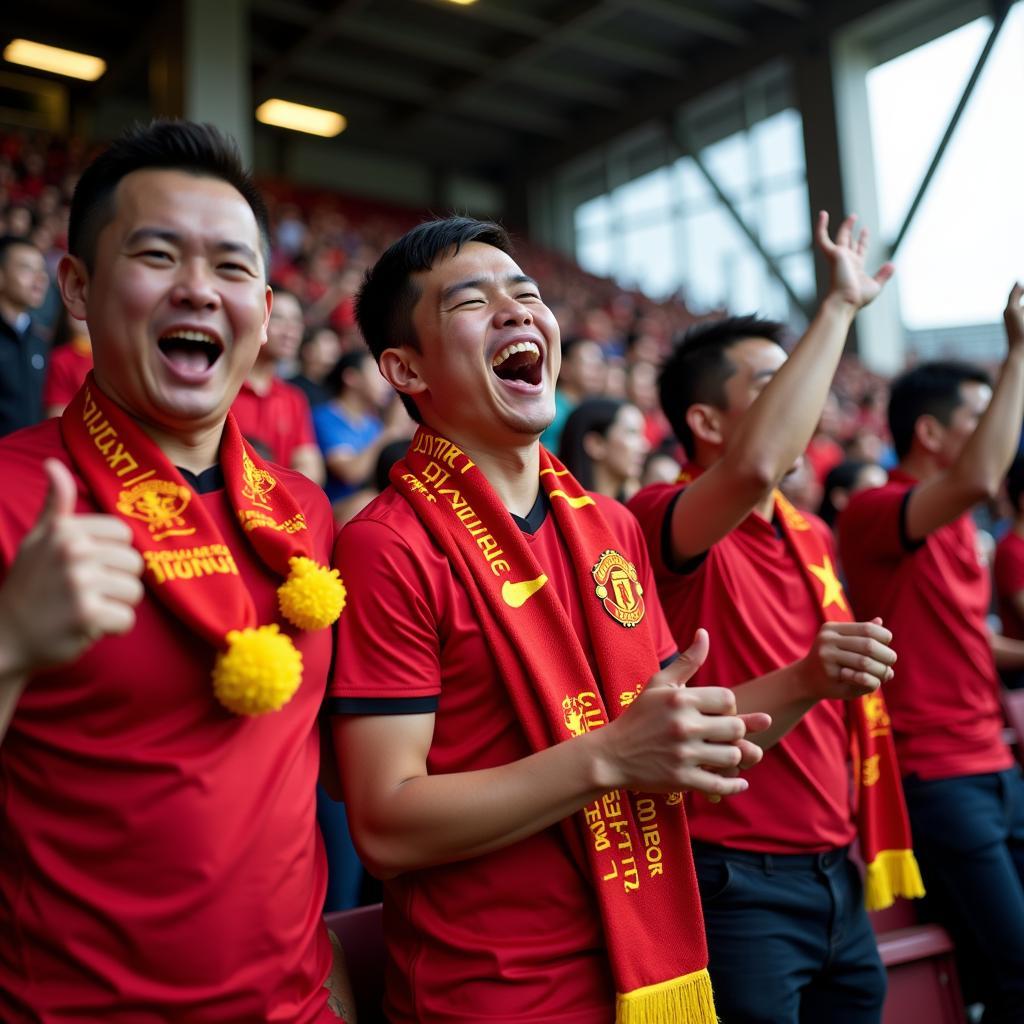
[692,842,886,1024]
[902,768,1024,1024]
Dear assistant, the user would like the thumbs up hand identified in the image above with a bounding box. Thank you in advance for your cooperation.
[0,459,145,677]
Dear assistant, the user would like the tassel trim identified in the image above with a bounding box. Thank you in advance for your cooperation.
[616,967,717,1024]
[864,848,926,911]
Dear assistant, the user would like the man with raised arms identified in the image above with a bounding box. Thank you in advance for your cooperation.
[0,121,352,1022]
[840,290,1024,1023]
[330,217,769,1024]
[628,214,913,1023]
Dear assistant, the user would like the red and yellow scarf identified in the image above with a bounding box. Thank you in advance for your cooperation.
[390,427,717,1024]
[772,490,924,909]
[60,375,345,715]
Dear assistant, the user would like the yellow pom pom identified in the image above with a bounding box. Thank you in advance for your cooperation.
[277,556,347,631]
[212,624,303,716]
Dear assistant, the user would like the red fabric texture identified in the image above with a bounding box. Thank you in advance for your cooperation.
[231,376,316,467]
[994,529,1024,641]
[839,471,1012,780]
[0,419,335,1022]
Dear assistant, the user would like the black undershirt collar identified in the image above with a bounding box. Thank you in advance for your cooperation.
[177,465,225,495]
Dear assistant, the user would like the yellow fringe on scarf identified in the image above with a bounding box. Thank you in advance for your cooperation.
[864,848,926,911]
[616,967,718,1024]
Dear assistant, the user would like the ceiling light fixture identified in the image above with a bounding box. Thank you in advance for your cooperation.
[255,99,347,138]
[3,39,106,82]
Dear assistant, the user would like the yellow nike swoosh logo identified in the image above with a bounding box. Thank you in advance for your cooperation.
[501,574,548,608]
[549,489,595,509]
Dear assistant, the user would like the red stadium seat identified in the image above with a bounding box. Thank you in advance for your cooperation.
[869,899,966,1024]
[324,903,386,1023]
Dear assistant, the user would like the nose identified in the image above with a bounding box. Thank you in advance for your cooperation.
[170,259,221,310]
[494,295,532,328]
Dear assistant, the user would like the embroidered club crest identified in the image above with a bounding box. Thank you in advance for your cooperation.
[241,448,277,510]
[591,549,645,628]
[116,479,196,541]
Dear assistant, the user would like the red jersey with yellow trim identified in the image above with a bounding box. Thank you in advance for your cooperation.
[0,420,337,1024]
[330,485,676,1024]
[231,375,316,468]
[839,471,1011,780]
[628,482,855,854]
[994,529,1024,642]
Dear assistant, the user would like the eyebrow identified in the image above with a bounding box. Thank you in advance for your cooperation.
[124,228,259,264]
[440,273,538,305]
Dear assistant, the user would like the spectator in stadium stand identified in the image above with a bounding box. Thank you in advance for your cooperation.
[0,235,49,436]
[231,285,325,485]
[995,454,1024,690]
[0,120,354,1023]
[330,216,771,1024]
[558,396,650,503]
[290,325,342,408]
[313,347,413,509]
[43,309,94,416]
[840,294,1024,1024]
[818,458,888,532]
[538,334,606,452]
[628,214,918,1024]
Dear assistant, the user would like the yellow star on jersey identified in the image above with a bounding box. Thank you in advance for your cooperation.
[807,555,848,612]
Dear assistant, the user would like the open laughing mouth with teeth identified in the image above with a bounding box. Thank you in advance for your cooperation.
[157,329,224,375]
[491,340,543,388]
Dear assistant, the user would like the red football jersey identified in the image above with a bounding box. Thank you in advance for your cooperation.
[231,376,316,468]
[628,483,855,854]
[994,529,1024,642]
[0,420,336,1023]
[42,338,93,412]
[839,471,1011,780]
[330,486,676,1024]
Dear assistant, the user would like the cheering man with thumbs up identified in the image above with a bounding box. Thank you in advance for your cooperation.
[0,122,352,1023]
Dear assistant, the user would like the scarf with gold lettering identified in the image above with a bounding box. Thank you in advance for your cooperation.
[391,426,716,1024]
[772,490,924,908]
[60,375,345,715]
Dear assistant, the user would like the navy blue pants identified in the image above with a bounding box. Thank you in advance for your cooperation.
[902,768,1024,1024]
[692,842,886,1024]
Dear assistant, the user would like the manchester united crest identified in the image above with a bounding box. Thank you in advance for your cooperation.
[116,479,195,541]
[591,549,645,628]
[241,448,277,510]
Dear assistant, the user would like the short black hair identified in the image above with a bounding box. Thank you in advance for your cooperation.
[1007,454,1024,514]
[0,234,41,267]
[818,459,871,528]
[325,348,371,397]
[68,119,270,273]
[355,216,514,422]
[888,361,991,459]
[659,315,788,458]
[558,397,626,491]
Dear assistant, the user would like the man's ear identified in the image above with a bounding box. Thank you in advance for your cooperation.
[685,403,724,449]
[260,286,272,347]
[582,431,607,462]
[379,346,428,404]
[914,413,944,455]
[58,254,89,321]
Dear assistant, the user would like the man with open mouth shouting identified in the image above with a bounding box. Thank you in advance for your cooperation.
[329,216,771,1024]
[0,121,352,1023]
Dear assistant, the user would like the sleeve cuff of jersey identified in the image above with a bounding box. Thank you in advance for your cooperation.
[660,652,680,670]
[325,695,440,715]
[898,487,927,553]
[662,489,708,575]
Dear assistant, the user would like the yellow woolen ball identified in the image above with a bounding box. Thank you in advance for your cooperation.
[277,556,347,631]
[212,624,303,716]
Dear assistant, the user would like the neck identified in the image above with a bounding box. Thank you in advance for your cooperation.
[336,391,371,418]
[0,299,26,328]
[141,419,224,476]
[592,461,624,501]
[246,356,275,394]
[898,450,941,483]
[435,426,540,517]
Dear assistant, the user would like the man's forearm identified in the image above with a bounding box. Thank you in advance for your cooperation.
[731,662,818,750]
[990,631,1024,670]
